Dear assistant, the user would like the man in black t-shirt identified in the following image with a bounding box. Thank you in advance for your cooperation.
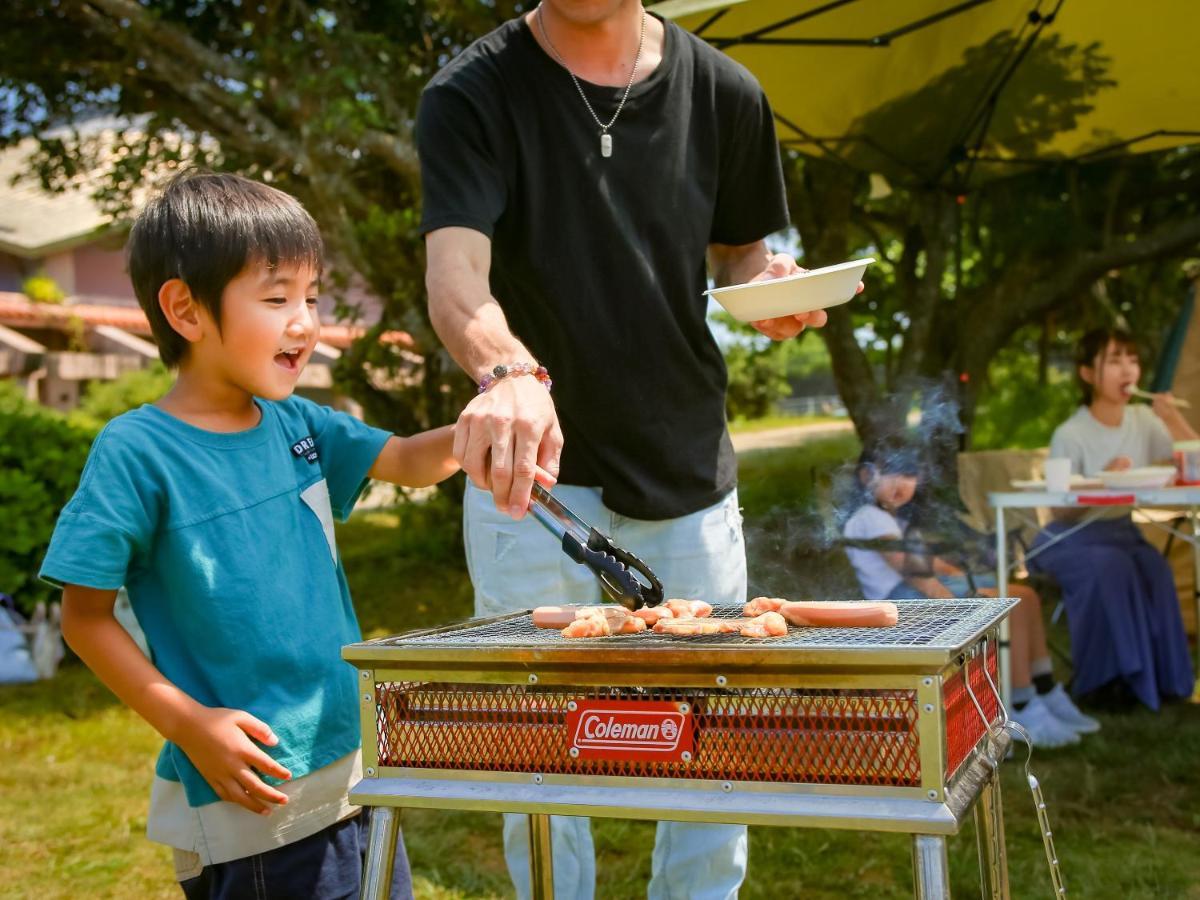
[418,3,844,897]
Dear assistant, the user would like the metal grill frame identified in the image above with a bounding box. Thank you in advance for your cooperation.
[344,598,1015,835]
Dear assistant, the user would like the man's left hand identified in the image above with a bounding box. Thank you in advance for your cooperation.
[747,253,864,341]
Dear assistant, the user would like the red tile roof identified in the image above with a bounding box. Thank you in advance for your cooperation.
[0,292,412,350]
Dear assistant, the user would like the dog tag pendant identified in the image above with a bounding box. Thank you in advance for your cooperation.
[600,132,612,158]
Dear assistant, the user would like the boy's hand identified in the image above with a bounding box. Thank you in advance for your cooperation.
[174,706,292,815]
[1104,455,1133,472]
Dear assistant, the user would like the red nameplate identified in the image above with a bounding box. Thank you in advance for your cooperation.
[566,700,695,762]
[1076,494,1136,505]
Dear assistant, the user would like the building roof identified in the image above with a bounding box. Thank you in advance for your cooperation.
[0,139,116,258]
[0,292,412,350]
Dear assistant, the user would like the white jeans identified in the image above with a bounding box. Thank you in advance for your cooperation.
[464,483,749,900]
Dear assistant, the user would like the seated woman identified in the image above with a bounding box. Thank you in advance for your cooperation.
[1030,327,1197,710]
[841,440,1097,747]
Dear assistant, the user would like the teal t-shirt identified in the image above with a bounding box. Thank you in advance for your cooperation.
[40,396,391,807]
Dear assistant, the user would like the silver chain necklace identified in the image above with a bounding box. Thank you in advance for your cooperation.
[536,4,647,159]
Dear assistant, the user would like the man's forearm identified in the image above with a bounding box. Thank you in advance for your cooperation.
[427,267,534,381]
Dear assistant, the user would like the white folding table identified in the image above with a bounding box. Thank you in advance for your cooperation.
[988,486,1200,699]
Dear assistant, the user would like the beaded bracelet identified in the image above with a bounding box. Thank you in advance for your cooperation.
[477,362,553,394]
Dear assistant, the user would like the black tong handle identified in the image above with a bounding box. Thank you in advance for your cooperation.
[563,529,664,611]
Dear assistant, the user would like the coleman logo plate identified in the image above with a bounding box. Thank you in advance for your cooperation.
[566,700,694,762]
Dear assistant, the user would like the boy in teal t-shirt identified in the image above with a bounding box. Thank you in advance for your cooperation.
[40,172,459,897]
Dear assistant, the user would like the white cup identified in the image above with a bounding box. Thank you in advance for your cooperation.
[1044,457,1071,493]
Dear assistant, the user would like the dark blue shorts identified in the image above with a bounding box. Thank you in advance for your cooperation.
[180,810,413,900]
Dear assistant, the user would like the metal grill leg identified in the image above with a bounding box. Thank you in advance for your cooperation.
[912,834,951,900]
[974,775,1011,900]
[361,806,401,900]
[527,813,555,900]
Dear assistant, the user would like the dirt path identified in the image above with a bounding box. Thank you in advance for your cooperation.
[731,419,854,454]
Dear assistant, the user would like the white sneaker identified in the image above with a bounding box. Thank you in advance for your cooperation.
[1040,683,1101,734]
[1010,695,1080,749]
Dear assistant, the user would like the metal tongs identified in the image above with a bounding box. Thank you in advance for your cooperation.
[527,483,664,610]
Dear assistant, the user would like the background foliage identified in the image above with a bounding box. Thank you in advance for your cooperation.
[4,1,1197,457]
[69,363,173,433]
[0,383,92,614]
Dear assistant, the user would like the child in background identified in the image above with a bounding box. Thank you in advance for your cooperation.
[40,172,460,898]
[841,440,1097,748]
[1031,327,1196,710]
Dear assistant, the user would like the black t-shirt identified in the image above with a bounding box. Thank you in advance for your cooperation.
[418,14,789,520]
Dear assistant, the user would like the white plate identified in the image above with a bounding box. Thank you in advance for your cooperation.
[704,258,874,323]
[1098,466,1177,490]
[1011,476,1104,491]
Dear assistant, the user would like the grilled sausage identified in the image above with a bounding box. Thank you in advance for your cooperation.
[532,606,583,629]
[778,601,899,628]
[535,605,634,629]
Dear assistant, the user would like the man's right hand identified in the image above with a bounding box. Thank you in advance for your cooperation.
[454,373,563,518]
[174,705,292,815]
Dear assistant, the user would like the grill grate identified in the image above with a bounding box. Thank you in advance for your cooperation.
[373,598,1013,652]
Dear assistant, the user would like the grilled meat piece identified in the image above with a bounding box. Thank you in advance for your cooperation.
[740,611,788,638]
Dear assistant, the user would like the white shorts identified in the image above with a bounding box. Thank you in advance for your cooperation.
[463,483,747,615]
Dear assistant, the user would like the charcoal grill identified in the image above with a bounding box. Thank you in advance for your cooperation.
[344,598,1018,899]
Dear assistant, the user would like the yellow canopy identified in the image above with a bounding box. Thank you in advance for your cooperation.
[652,0,1200,185]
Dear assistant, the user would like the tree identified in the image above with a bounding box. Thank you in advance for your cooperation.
[783,27,1200,452]
[3,3,1197,458]
[1,0,527,437]
[788,148,1200,455]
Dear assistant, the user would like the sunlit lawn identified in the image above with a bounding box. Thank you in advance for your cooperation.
[727,413,845,434]
[2,437,1198,898]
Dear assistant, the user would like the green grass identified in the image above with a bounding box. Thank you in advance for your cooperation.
[738,433,864,600]
[727,413,846,434]
[3,443,1199,898]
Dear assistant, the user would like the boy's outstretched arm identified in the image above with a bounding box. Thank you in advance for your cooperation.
[369,424,460,487]
[61,584,292,815]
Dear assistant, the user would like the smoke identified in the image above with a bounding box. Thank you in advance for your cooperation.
[740,376,969,601]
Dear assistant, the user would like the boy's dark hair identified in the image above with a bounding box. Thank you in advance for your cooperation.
[1075,326,1138,405]
[127,171,324,366]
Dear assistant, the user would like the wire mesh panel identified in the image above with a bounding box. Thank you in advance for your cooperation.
[376,683,923,787]
[944,650,1000,778]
